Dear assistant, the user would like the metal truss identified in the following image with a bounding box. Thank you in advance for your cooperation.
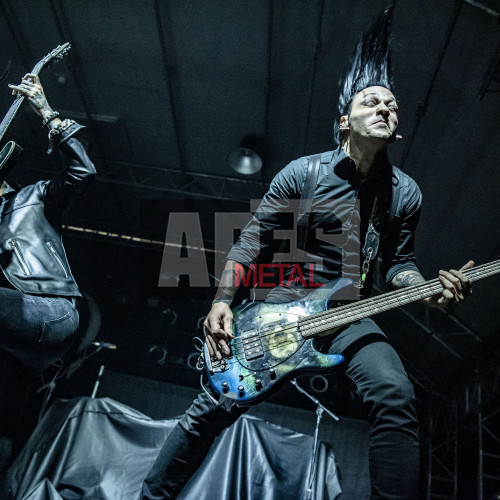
[19,147,269,204]
[425,357,500,499]
[99,159,269,203]
[424,400,459,499]
[384,280,500,499]
[372,268,500,498]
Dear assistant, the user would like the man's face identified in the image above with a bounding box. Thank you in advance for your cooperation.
[343,86,398,143]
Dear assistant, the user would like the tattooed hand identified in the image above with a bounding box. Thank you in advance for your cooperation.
[8,73,59,124]
[426,260,474,308]
[391,260,474,309]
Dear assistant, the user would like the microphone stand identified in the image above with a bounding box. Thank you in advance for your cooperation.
[36,341,116,420]
[290,378,339,500]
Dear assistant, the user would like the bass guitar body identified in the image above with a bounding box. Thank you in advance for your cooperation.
[204,260,500,404]
[204,279,352,404]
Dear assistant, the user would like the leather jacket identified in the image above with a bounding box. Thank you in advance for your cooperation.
[0,123,96,298]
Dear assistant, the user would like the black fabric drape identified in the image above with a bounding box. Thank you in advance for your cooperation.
[8,397,341,500]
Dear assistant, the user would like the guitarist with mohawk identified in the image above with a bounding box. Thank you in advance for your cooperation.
[0,74,95,497]
[142,7,473,500]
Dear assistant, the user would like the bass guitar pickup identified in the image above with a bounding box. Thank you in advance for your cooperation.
[241,331,264,360]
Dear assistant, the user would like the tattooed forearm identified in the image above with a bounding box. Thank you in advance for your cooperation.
[391,270,426,289]
[212,261,242,305]
[213,289,236,305]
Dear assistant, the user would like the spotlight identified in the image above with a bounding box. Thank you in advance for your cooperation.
[228,134,263,175]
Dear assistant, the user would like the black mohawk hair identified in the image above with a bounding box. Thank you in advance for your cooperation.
[334,4,395,144]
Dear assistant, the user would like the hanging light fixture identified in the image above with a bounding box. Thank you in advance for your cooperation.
[228,134,263,175]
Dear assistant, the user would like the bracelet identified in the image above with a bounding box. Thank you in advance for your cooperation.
[48,119,76,142]
[42,111,60,128]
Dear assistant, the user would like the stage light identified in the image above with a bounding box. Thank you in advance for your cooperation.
[228,134,263,175]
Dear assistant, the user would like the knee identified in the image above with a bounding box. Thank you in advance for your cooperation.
[178,391,243,439]
[366,371,417,434]
[379,370,416,409]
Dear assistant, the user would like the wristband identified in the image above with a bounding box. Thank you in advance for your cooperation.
[48,119,75,142]
[42,111,60,128]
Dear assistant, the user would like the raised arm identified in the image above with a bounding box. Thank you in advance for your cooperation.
[9,73,96,203]
[9,72,62,129]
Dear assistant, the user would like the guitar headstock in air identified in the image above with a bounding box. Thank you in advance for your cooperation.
[32,42,72,75]
[0,43,72,148]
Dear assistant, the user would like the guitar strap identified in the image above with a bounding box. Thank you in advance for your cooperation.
[297,153,321,252]
[389,170,402,222]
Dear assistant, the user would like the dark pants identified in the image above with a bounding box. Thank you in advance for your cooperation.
[141,331,419,500]
[0,287,79,497]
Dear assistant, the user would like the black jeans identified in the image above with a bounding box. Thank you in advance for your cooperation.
[141,334,419,500]
[0,287,79,497]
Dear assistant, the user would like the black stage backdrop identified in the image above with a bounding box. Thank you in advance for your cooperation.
[8,397,342,500]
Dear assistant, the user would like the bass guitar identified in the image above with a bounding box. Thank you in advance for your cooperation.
[204,260,500,404]
[0,43,71,184]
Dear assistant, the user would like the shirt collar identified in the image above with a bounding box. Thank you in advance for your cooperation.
[330,145,361,184]
[328,145,392,185]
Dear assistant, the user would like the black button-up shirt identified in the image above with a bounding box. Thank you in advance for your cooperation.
[228,146,421,301]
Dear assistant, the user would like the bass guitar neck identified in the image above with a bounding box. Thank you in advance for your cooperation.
[0,43,71,183]
[0,43,71,146]
[205,260,500,405]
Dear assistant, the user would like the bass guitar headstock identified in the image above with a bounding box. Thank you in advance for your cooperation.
[0,43,72,147]
[34,42,72,74]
